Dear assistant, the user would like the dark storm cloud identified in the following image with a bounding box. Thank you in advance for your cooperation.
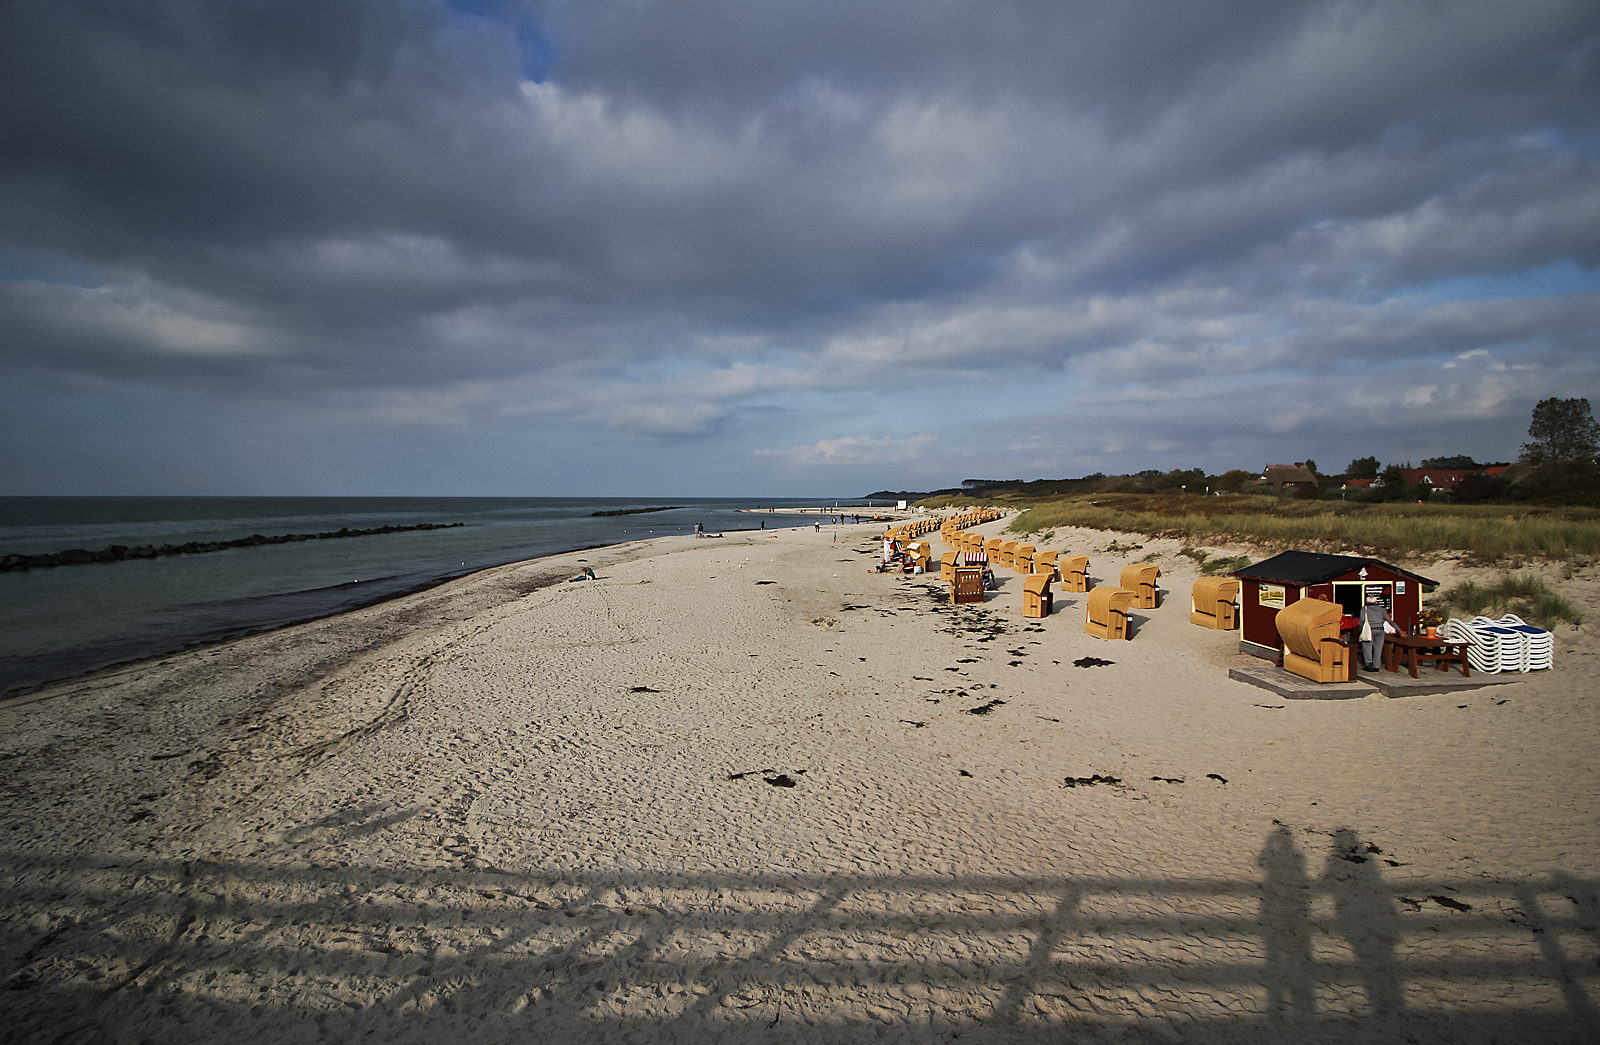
[1,0,1598,493]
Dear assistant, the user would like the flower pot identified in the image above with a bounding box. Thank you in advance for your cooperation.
[1425,626,1437,637]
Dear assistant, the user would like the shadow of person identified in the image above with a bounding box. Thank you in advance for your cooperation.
[1322,828,1405,1020]
[1257,825,1315,1023]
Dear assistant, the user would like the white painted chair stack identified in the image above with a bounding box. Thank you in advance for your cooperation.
[1491,614,1555,671]
[1443,616,1555,674]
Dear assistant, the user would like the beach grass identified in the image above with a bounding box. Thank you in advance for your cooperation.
[1439,573,1585,627]
[917,492,1600,562]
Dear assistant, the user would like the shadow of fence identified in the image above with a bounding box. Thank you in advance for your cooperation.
[2,826,1596,1043]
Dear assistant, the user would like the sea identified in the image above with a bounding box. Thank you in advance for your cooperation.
[0,496,873,697]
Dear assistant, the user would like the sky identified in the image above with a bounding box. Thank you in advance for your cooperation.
[2,0,1598,498]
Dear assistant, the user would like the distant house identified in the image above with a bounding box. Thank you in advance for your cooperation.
[1397,466,1509,491]
[1252,463,1319,490]
[1366,465,1509,493]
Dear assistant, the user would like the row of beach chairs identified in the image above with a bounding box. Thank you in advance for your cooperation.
[934,517,1176,637]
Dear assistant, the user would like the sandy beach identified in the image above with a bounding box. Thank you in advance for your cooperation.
[2,518,1596,1043]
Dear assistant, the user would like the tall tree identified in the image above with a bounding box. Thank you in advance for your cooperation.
[1521,398,1600,463]
[1346,456,1379,480]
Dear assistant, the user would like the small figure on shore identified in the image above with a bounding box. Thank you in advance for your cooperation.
[569,566,597,582]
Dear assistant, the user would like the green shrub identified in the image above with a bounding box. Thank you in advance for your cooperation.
[1201,555,1254,576]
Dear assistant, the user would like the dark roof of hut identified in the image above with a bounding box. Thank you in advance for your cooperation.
[1230,550,1436,588]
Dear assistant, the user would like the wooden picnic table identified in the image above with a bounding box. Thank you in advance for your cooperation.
[1384,633,1473,679]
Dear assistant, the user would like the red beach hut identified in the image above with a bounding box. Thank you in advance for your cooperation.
[1230,551,1436,660]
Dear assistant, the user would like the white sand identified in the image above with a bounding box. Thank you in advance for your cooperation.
[2,520,1597,1043]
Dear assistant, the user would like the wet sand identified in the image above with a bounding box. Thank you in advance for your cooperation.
[1,519,1596,1043]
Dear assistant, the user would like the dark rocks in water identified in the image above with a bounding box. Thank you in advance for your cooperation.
[590,506,686,517]
[1073,657,1114,668]
[1,521,466,571]
[1062,774,1121,788]
[964,699,1006,715]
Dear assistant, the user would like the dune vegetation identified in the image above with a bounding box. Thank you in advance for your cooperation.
[916,492,1600,563]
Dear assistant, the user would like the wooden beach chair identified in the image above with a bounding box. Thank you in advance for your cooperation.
[1276,597,1353,683]
[940,550,960,581]
[1023,573,1053,618]
[952,567,986,605]
[1084,586,1135,640]
[998,540,1018,569]
[1061,555,1090,592]
[984,538,1004,564]
[1189,577,1241,630]
[1034,550,1059,580]
[1120,563,1161,609]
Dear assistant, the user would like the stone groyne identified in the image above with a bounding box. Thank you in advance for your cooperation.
[0,522,465,571]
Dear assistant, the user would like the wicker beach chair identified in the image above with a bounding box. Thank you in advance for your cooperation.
[1023,573,1053,618]
[1276,597,1352,683]
[1034,550,1060,580]
[1120,564,1161,609]
[985,538,1004,564]
[1060,555,1090,593]
[940,550,961,582]
[1014,544,1035,574]
[1189,577,1241,630]
[1084,586,1135,640]
[998,540,1018,569]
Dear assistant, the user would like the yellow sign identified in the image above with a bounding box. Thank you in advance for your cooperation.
[1259,583,1285,608]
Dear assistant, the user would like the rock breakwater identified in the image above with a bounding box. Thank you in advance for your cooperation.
[0,522,465,572]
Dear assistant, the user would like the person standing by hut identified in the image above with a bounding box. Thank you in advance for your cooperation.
[1358,594,1398,671]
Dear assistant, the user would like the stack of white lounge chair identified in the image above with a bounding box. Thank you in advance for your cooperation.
[1443,615,1555,674]
[1491,614,1555,671]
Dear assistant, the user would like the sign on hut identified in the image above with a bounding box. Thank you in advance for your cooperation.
[1230,551,1436,660]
